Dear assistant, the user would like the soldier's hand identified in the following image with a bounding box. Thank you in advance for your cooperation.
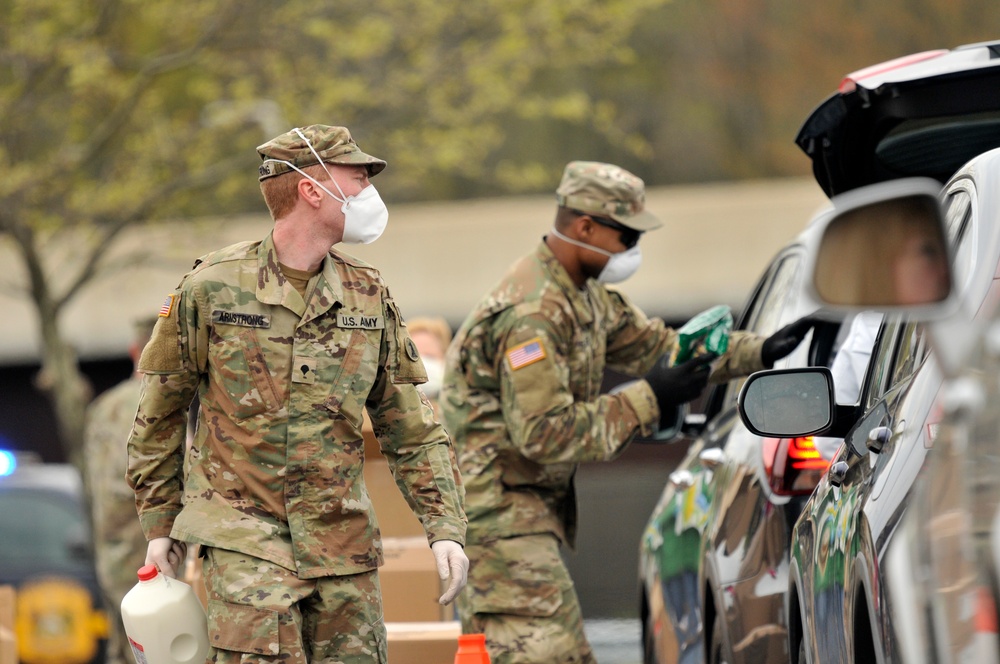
[146,537,187,579]
[431,540,469,605]
[761,315,818,367]
[643,352,716,415]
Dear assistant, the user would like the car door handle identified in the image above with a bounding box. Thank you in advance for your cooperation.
[669,470,694,490]
[698,448,725,468]
[828,460,849,487]
[867,426,891,454]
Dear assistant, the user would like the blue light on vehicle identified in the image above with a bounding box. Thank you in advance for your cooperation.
[0,450,16,477]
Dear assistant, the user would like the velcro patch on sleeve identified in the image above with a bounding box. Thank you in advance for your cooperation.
[139,292,184,373]
[506,337,547,370]
[158,294,176,317]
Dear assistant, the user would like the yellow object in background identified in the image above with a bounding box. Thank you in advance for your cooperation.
[14,577,107,664]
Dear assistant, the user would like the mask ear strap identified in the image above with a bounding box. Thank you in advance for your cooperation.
[292,127,349,203]
[550,227,614,258]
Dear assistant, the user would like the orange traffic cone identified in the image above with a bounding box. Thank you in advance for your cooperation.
[454,633,491,663]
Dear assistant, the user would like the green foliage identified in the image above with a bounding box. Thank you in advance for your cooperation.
[0,0,671,458]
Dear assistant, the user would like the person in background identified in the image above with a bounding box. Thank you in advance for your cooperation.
[83,315,158,664]
[407,316,452,405]
[127,124,468,663]
[441,160,815,663]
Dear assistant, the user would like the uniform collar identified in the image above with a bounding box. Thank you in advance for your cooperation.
[256,232,344,321]
[535,240,595,325]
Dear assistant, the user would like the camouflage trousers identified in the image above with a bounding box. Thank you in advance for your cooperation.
[202,547,387,663]
[456,533,597,664]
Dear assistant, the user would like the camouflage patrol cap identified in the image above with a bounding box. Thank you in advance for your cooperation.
[256,125,387,181]
[555,161,662,231]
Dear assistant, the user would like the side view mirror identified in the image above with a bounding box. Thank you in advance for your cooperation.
[802,177,957,318]
[737,367,835,438]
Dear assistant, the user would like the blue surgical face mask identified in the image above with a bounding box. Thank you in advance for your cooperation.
[550,227,643,283]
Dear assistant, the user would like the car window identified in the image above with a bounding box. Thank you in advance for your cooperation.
[862,317,927,408]
[747,253,802,337]
[0,488,89,569]
[863,318,900,406]
[944,188,974,292]
[889,321,927,388]
[718,252,803,411]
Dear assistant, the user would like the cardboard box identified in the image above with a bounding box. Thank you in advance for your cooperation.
[364,458,426,538]
[380,537,451,623]
[386,621,461,663]
[0,586,16,664]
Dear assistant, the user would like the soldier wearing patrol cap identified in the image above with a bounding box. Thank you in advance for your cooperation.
[440,160,815,663]
[127,124,469,663]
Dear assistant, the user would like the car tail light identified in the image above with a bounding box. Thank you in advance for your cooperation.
[762,437,830,495]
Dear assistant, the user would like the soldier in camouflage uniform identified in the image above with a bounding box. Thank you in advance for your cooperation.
[84,317,158,664]
[127,125,469,664]
[440,161,814,663]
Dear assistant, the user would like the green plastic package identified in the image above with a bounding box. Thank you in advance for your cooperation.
[671,305,733,366]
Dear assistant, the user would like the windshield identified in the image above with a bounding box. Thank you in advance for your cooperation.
[0,488,91,571]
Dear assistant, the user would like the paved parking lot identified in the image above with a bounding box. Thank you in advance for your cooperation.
[586,618,643,664]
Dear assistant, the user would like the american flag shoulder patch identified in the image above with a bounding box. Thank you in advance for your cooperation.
[158,294,176,318]
[506,337,547,370]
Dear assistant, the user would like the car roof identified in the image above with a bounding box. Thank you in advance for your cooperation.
[796,40,1000,197]
[0,461,82,497]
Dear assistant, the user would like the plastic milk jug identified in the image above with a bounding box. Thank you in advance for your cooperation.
[121,564,210,664]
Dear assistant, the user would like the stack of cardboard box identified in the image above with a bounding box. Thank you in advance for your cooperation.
[0,586,15,664]
[363,421,462,662]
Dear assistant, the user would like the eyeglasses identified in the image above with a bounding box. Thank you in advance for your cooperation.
[575,211,642,249]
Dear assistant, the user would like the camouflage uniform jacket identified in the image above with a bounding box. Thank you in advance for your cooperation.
[127,232,466,579]
[84,377,149,607]
[440,241,765,547]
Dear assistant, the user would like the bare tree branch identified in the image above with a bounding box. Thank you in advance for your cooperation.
[72,1,244,167]
[53,152,253,310]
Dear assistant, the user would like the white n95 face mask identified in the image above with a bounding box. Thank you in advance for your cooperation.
[261,155,389,245]
[550,227,643,284]
[338,183,389,245]
[261,128,390,245]
[419,357,445,399]
[596,245,642,283]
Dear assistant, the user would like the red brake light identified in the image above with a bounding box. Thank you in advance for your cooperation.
[762,436,831,495]
[788,436,828,471]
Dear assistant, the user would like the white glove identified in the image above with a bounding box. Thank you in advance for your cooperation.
[145,537,187,579]
[431,540,469,605]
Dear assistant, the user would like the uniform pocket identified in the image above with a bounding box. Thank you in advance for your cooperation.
[206,599,280,656]
[210,329,280,420]
[470,578,564,617]
[466,536,570,618]
[372,618,388,663]
[323,329,375,429]
[385,298,428,384]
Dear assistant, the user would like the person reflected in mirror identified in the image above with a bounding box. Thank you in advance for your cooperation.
[814,195,951,306]
[893,225,951,305]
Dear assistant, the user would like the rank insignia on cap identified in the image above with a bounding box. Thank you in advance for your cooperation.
[158,294,176,318]
[506,338,547,370]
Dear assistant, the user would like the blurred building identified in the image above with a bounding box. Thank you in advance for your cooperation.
[0,177,825,460]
